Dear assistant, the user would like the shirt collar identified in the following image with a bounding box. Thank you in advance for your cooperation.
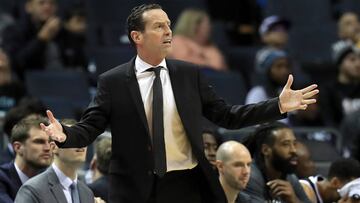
[135,55,167,73]
[52,163,77,190]
[14,162,29,184]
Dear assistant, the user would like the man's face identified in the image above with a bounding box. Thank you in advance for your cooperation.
[26,0,57,23]
[220,148,252,190]
[268,128,298,174]
[339,12,360,42]
[203,133,218,169]
[18,127,54,169]
[341,52,360,81]
[270,57,291,85]
[135,9,172,62]
[55,147,87,164]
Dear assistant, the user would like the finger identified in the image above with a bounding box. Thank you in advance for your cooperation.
[299,104,308,110]
[303,89,319,99]
[302,99,316,105]
[300,84,317,94]
[46,110,57,124]
[284,74,293,89]
[40,123,47,131]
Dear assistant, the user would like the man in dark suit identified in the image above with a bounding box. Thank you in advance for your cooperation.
[15,141,96,203]
[0,116,53,203]
[41,4,319,203]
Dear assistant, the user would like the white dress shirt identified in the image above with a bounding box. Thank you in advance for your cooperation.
[52,163,78,203]
[135,56,197,172]
[14,162,29,184]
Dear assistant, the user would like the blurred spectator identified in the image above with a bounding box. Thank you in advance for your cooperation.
[320,41,360,128]
[2,0,88,79]
[340,109,360,158]
[338,177,360,203]
[0,115,53,202]
[295,142,316,179]
[337,12,360,47]
[300,158,360,203]
[216,141,252,203]
[202,128,219,171]
[246,49,291,104]
[0,9,15,45]
[246,49,291,124]
[168,9,228,71]
[0,49,26,116]
[15,132,94,202]
[0,97,46,165]
[88,137,111,202]
[243,122,311,203]
[288,94,325,127]
[258,16,290,51]
[207,0,263,46]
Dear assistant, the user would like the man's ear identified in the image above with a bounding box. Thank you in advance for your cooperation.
[261,144,271,156]
[12,141,23,156]
[329,177,342,189]
[130,30,142,45]
[216,160,224,174]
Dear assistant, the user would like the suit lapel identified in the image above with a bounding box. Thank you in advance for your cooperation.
[125,60,150,136]
[9,163,22,191]
[47,167,68,203]
[78,181,92,203]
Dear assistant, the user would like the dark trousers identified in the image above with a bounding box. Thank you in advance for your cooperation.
[147,165,203,203]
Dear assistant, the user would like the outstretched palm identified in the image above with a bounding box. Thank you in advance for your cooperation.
[279,75,319,113]
[40,110,67,143]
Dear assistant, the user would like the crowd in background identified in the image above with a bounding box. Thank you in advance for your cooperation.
[0,0,360,202]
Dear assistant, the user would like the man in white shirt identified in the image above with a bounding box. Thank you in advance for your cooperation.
[0,115,53,202]
[15,119,102,203]
[40,3,319,203]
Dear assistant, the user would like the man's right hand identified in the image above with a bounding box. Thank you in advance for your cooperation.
[38,17,61,41]
[40,110,67,143]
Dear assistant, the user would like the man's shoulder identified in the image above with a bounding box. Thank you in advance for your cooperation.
[21,168,51,190]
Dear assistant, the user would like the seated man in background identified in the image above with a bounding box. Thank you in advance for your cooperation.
[0,115,53,202]
[300,158,360,203]
[338,177,360,203]
[15,119,100,203]
[216,141,252,203]
[88,136,111,202]
[243,122,311,203]
[294,141,316,179]
[202,128,220,171]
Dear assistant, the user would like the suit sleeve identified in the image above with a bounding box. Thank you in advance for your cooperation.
[59,74,111,148]
[14,185,41,203]
[199,69,285,129]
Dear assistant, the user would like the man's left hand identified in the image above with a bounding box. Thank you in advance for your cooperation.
[279,74,319,113]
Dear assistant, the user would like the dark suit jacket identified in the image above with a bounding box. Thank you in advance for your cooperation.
[0,162,22,203]
[14,167,94,203]
[0,148,15,165]
[88,175,108,202]
[59,58,284,203]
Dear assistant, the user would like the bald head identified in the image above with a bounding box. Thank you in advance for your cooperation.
[216,141,252,193]
[216,141,250,163]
